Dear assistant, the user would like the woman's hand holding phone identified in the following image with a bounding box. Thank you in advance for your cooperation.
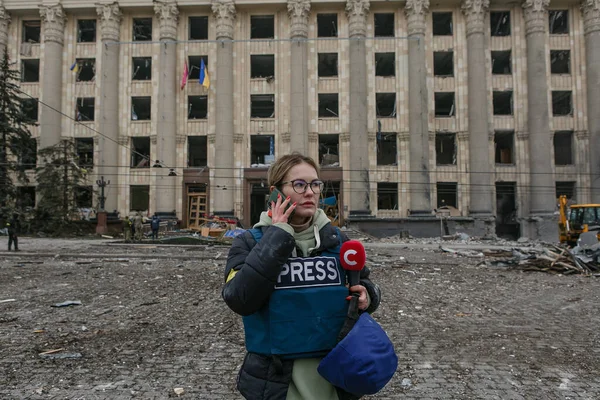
[270,191,297,224]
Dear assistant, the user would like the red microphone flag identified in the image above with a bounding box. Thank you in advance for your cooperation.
[340,240,366,287]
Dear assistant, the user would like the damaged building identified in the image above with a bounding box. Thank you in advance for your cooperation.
[0,0,597,240]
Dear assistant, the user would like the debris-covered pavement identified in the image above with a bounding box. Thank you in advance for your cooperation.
[1,236,600,399]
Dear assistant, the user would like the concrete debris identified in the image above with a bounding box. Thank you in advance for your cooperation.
[40,352,82,360]
[51,300,82,308]
[441,247,484,258]
[174,388,185,396]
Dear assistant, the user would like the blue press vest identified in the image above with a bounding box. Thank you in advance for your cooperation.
[242,227,349,359]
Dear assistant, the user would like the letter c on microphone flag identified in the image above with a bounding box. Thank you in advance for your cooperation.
[343,249,357,266]
[340,240,366,272]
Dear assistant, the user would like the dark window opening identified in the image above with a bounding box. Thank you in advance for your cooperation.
[251,95,275,118]
[251,15,274,39]
[319,134,339,166]
[551,50,570,74]
[435,92,455,117]
[374,13,394,37]
[133,18,152,41]
[77,19,96,43]
[493,91,513,115]
[188,96,208,120]
[496,182,519,239]
[131,137,150,168]
[131,97,151,121]
[21,59,40,82]
[434,51,454,76]
[549,10,569,34]
[556,181,576,200]
[18,137,37,170]
[490,11,511,36]
[491,50,512,75]
[494,131,514,164]
[132,57,152,80]
[75,138,94,169]
[75,186,93,208]
[375,53,395,77]
[376,93,396,118]
[317,14,338,37]
[436,133,456,165]
[189,16,209,40]
[251,135,275,164]
[437,182,457,208]
[188,136,208,167]
[318,53,338,77]
[21,98,38,123]
[22,21,40,43]
[188,56,208,80]
[75,58,96,82]
[16,186,35,210]
[318,94,339,118]
[432,12,453,36]
[130,185,150,211]
[552,91,572,116]
[377,182,398,210]
[377,133,397,166]
[76,98,95,121]
[251,55,275,79]
[554,131,573,165]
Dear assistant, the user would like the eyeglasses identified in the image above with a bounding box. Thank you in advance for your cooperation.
[280,179,325,194]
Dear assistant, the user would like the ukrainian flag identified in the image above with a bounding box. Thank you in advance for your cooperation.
[70,61,79,73]
[200,58,210,89]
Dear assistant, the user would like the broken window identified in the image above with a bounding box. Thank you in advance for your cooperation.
[131,97,151,121]
[21,59,39,82]
[21,98,38,123]
[75,138,94,169]
[22,21,40,43]
[251,55,275,79]
[251,95,275,118]
[377,133,397,166]
[251,15,274,39]
[318,94,339,118]
[131,137,150,168]
[130,185,150,211]
[491,50,512,75]
[549,10,569,34]
[188,136,208,167]
[434,92,455,117]
[132,18,152,41]
[550,50,570,74]
[434,51,453,76]
[251,135,275,164]
[319,134,339,166]
[76,98,95,121]
[493,91,513,115]
[132,57,152,81]
[556,181,576,200]
[317,14,338,37]
[437,182,457,208]
[18,137,37,170]
[189,16,208,40]
[188,96,208,120]
[75,186,93,208]
[377,182,398,210]
[554,131,573,165]
[435,132,456,165]
[375,53,395,77]
[374,13,394,37]
[376,93,396,118]
[77,19,96,43]
[318,53,338,77]
[432,12,453,36]
[16,186,35,209]
[552,91,572,116]
[75,58,96,82]
[490,11,510,36]
[494,130,514,164]
[188,56,208,80]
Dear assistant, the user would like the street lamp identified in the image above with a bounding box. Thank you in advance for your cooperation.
[96,176,110,211]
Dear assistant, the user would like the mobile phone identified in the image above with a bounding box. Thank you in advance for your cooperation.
[268,188,295,216]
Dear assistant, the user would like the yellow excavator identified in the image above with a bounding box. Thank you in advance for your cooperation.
[558,195,600,246]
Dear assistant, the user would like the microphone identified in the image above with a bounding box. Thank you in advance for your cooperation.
[340,240,366,288]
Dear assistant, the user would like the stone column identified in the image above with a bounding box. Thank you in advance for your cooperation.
[582,0,600,203]
[462,0,494,233]
[39,4,66,149]
[154,1,179,214]
[0,6,10,61]
[211,0,236,218]
[405,0,432,215]
[287,0,310,155]
[346,0,372,218]
[96,3,122,213]
[522,0,556,240]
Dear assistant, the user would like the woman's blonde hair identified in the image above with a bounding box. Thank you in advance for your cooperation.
[268,152,320,188]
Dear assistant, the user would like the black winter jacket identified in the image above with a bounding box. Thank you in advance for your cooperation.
[223,223,381,400]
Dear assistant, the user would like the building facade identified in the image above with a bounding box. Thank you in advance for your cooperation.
[0,0,598,239]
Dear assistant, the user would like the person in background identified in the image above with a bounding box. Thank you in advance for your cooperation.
[123,216,132,243]
[150,214,161,240]
[7,213,21,251]
[134,212,143,242]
